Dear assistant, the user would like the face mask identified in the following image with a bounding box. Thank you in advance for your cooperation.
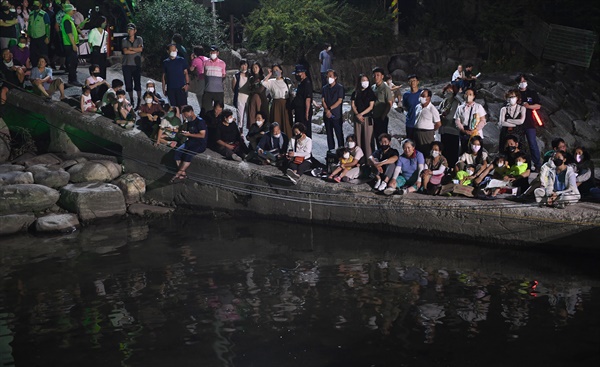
[273,70,282,78]
[509,97,517,105]
[4,60,13,68]
[347,141,356,149]
[380,144,389,150]
[467,170,474,176]
[17,9,21,14]
[361,81,369,89]
[226,117,234,124]
[295,133,302,139]
[147,87,155,93]
[18,43,25,49]
[256,120,264,127]
[519,82,527,89]
[507,146,516,153]
[328,77,335,85]
[419,96,427,105]
[497,162,504,168]
[210,53,217,60]
[166,111,175,119]
[9,8,15,12]
[170,51,177,58]
[33,5,40,10]
[343,152,350,159]
[101,23,107,28]
[145,98,153,104]
[295,74,302,81]
[327,46,332,51]
[576,154,582,163]
[516,161,523,167]
[118,97,124,103]
[273,133,281,139]
[466,95,475,103]
[431,150,440,158]
[553,158,563,167]
[471,145,481,153]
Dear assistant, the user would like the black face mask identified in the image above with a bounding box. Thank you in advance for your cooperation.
[295,133,302,140]
[295,74,302,81]
[380,144,389,151]
[553,158,563,167]
[506,146,516,153]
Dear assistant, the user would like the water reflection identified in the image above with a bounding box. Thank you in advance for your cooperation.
[0,216,598,367]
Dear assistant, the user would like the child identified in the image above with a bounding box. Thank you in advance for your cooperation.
[507,152,528,179]
[156,105,182,148]
[80,86,97,113]
[327,147,354,183]
[455,163,475,186]
[485,155,512,197]
[115,90,135,128]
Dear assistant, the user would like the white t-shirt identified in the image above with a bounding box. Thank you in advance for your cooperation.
[454,102,487,138]
[414,102,441,130]
[262,78,289,99]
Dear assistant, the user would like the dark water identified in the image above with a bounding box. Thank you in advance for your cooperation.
[1,215,599,367]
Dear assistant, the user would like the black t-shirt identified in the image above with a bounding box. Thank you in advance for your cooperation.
[351,87,377,116]
[293,77,313,109]
[215,122,242,145]
[519,89,541,130]
[373,147,399,162]
[0,58,23,88]
[0,11,17,39]
[506,149,532,168]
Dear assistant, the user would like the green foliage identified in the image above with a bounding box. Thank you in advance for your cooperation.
[244,0,354,61]
[135,0,222,65]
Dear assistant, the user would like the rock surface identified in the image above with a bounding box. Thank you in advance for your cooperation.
[0,171,34,185]
[128,203,174,216]
[0,184,60,215]
[68,160,122,183]
[113,173,146,204]
[59,182,126,221]
[0,164,25,173]
[35,213,80,233]
[26,164,70,188]
[0,214,36,235]
[13,153,63,167]
[0,117,11,163]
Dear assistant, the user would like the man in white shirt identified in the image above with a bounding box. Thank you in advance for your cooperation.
[413,89,441,155]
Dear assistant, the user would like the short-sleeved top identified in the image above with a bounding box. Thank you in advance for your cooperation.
[292,77,313,110]
[139,102,163,117]
[186,117,208,152]
[372,82,393,119]
[519,88,541,130]
[425,155,448,172]
[10,45,29,66]
[101,88,117,107]
[0,11,18,38]
[454,102,487,137]
[414,102,441,130]
[351,146,365,164]
[319,50,332,73]
[88,28,108,53]
[204,58,226,93]
[0,58,23,88]
[351,87,377,117]
[121,36,143,67]
[191,56,207,79]
[372,147,399,163]
[402,89,422,128]
[397,151,425,180]
[30,66,53,90]
[458,149,490,166]
[215,122,243,145]
[162,56,188,89]
[322,82,344,118]
[262,78,289,99]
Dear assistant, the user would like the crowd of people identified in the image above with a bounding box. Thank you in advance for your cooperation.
[0,2,596,207]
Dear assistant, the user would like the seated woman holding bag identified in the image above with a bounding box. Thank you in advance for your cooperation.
[285,123,312,183]
[421,141,449,195]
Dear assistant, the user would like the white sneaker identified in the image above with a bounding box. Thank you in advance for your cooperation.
[397,188,406,195]
[231,154,242,162]
[377,181,387,191]
[373,178,381,190]
[286,168,300,180]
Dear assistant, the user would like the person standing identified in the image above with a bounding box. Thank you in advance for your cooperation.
[371,67,393,150]
[454,88,487,155]
[87,16,108,79]
[291,64,313,138]
[232,59,250,131]
[60,3,79,85]
[402,74,422,140]
[189,46,207,109]
[438,84,461,168]
[350,74,376,159]
[27,1,50,66]
[517,74,542,171]
[121,22,143,108]
[0,1,18,50]
[321,69,344,151]
[318,43,332,89]
[162,43,189,108]
[262,64,292,138]
[413,89,441,155]
[202,45,226,113]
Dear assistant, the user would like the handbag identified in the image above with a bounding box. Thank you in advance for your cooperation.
[293,156,305,165]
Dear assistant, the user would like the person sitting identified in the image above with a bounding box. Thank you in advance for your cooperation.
[543,137,567,163]
[456,135,489,185]
[170,105,207,182]
[156,105,182,148]
[114,89,135,128]
[137,91,164,138]
[0,48,26,109]
[100,79,124,119]
[285,122,312,183]
[462,63,478,90]
[145,79,167,107]
[327,147,354,183]
[85,63,109,105]
[343,134,365,182]
[384,139,425,195]
[80,85,96,112]
[421,141,448,195]
[256,122,289,166]
[503,134,531,194]
[456,163,476,186]
[368,133,399,192]
[213,109,248,161]
[451,64,465,90]
[480,155,512,197]
[30,55,65,100]
[246,111,269,152]
[9,35,31,71]
[203,100,224,149]
[573,146,595,196]
[534,151,580,208]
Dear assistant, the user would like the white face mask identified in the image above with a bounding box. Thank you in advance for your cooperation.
[210,53,217,60]
[343,152,350,159]
[576,154,582,163]
[328,77,335,85]
[347,141,356,149]
[327,46,331,51]
[170,51,177,58]
[467,170,474,176]
[226,117,234,124]
[273,133,281,139]
[147,87,155,93]
[519,82,527,90]
[466,94,475,103]
[516,161,524,166]
[471,144,481,153]
[509,97,517,105]
[145,98,153,104]
[256,119,264,127]
[118,97,124,103]
[431,150,440,158]
[419,96,428,105]
[497,162,504,168]
[361,81,369,89]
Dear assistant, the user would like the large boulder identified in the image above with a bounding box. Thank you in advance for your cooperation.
[35,213,80,233]
[128,203,174,217]
[67,160,122,183]
[112,173,146,204]
[13,153,63,167]
[0,117,10,163]
[0,171,34,185]
[0,214,35,235]
[59,182,126,221]
[0,184,60,214]
[0,164,25,173]
[26,164,70,188]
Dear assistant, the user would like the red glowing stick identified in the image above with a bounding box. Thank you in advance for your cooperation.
[533,110,543,126]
